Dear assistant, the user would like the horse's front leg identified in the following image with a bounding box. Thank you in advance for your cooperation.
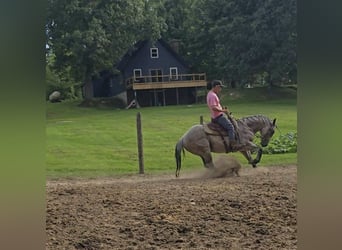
[240,151,256,167]
[254,148,263,164]
[240,147,263,168]
[246,142,263,166]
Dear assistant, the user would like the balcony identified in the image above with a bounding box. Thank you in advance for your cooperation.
[126,73,207,90]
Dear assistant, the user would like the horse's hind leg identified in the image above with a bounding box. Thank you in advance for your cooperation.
[200,152,215,169]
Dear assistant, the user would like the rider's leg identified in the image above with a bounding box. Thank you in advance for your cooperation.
[215,116,241,150]
[215,116,235,142]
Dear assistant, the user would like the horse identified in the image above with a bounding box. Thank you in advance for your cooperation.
[175,114,276,177]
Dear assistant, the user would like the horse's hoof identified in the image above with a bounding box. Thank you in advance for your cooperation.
[251,159,259,165]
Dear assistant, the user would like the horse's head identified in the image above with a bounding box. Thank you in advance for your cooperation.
[260,118,276,147]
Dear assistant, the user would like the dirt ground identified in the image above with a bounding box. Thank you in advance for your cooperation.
[46,159,297,250]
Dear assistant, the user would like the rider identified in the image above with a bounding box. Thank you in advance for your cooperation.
[206,80,241,151]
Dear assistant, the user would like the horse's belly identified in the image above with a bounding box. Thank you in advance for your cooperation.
[183,137,209,153]
[209,136,229,153]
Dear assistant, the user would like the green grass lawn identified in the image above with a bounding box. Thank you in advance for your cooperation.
[46,87,297,178]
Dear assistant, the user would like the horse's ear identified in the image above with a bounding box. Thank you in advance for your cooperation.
[272,118,276,126]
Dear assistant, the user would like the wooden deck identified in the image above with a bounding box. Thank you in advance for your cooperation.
[126,73,207,90]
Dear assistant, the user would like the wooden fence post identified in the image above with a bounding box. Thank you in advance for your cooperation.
[200,115,203,124]
[136,112,144,174]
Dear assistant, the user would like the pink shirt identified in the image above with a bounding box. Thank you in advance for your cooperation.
[207,90,223,119]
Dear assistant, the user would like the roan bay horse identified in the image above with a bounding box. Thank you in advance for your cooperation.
[175,114,276,177]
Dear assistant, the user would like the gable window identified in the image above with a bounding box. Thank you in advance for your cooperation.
[150,48,159,58]
[134,69,142,82]
[170,67,178,80]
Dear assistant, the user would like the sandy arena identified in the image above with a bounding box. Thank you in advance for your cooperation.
[46,156,297,249]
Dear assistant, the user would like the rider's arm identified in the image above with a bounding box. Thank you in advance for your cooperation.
[211,105,229,114]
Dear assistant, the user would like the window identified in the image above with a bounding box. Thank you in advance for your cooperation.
[150,69,162,82]
[170,67,178,80]
[150,48,159,58]
[133,69,142,82]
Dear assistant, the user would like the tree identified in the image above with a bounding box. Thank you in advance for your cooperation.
[168,0,297,86]
[46,0,165,98]
[159,0,193,55]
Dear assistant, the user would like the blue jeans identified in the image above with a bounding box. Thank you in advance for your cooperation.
[213,115,236,141]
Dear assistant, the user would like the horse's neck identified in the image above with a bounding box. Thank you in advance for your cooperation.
[240,116,267,134]
[248,123,263,134]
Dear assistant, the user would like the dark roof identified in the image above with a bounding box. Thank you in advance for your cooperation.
[116,38,189,71]
[158,39,189,68]
[116,40,148,70]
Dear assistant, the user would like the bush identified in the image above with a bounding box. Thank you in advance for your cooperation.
[263,132,297,154]
[78,97,126,109]
[46,65,82,101]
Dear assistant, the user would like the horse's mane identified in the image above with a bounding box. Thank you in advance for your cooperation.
[236,114,272,143]
[235,119,254,143]
[238,114,272,128]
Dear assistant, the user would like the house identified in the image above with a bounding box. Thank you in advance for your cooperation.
[84,39,207,107]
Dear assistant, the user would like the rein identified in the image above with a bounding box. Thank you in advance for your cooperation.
[276,125,282,136]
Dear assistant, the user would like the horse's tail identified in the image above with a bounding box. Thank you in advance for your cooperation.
[175,138,185,177]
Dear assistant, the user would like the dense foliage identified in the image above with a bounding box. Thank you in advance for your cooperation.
[162,0,297,86]
[263,132,297,154]
[46,0,296,98]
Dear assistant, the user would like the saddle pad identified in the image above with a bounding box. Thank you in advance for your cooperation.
[203,123,228,136]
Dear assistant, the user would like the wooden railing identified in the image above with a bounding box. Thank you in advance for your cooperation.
[126,73,207,90]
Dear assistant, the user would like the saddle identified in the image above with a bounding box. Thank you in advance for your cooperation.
[203,116,241,153]
[203,122,230,152]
